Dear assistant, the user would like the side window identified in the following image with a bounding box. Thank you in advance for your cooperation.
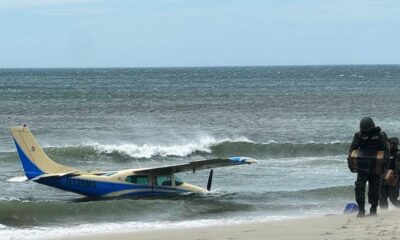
[125,175,149,185]
[126,176,133,183]
[154,176,172,186]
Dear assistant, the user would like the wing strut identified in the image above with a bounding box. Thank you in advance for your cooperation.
[207,169,213,191]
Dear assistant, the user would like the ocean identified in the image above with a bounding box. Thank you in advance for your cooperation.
[0,65,399,239]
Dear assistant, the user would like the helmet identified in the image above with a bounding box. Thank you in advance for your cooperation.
[389,137,399,145]
[359,117,375,133]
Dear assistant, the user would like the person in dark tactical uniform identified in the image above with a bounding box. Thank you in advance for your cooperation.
[379,137,400,209]
[347,117,389,217]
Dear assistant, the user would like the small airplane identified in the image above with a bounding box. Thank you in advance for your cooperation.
[8,126,257,198]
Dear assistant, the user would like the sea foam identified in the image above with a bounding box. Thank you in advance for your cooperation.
[90,136,253,158]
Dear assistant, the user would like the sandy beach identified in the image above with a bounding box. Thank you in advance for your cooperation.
[51,210,400,240]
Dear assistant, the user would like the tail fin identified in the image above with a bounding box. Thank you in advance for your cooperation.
[11,126,76,179]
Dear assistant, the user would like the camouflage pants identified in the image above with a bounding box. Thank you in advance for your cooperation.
[355,173,380,210]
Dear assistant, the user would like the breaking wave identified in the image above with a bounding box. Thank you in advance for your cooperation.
[1,137,350,162]
[91,136,253,158]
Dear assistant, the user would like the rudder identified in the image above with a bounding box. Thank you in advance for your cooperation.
[11,126,76,179]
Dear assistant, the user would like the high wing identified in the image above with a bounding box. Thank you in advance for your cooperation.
[135,157,257,175]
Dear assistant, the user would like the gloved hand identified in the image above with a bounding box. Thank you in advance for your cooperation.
[347,155,355,172]
[385,169,398,187]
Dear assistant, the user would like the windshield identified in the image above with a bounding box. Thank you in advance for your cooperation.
[174,175,184,186]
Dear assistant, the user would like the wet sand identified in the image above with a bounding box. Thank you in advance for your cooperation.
[52,209,400,240]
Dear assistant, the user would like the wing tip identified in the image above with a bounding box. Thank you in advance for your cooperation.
[229,156,257,164]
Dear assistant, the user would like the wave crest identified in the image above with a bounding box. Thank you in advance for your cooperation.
[91,136,253,158]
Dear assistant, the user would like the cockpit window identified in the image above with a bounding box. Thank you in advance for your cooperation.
[125,175,149,185]
[174,176,184,186]
[154,176,172,186]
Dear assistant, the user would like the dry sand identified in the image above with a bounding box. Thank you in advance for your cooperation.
[52,210,400,240]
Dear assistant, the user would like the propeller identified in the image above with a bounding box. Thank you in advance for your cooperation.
[207,169,213,191]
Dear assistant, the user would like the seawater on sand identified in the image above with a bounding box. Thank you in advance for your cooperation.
[47,210,400,240]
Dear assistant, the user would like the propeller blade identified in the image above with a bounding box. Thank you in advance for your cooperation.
[207,169,213,191]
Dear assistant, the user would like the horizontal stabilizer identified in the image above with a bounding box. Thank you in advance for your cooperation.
[31,170,80,181]
[136,156,257,175]
[7,176,28,182]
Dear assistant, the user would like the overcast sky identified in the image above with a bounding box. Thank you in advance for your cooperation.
[0,0,399,68]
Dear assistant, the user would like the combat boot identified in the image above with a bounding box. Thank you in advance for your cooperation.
[356,209,365,218]
[356,202,365,218]
[370,205,377,216]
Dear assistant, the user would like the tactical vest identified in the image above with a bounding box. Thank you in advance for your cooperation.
[348,132,385,174]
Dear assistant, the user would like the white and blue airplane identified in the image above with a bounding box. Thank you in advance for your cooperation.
[8,126,257,198]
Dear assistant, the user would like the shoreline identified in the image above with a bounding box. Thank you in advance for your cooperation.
[50,210,400,240]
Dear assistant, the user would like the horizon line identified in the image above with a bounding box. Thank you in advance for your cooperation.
[1,63,400,70]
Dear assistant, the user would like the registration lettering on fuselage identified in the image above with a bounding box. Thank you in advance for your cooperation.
[66,178,96,188]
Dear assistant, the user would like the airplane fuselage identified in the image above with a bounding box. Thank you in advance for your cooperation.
[35,172,207,197]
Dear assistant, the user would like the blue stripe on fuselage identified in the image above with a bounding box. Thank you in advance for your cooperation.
[36,177,189,197]
[13,139,44,179]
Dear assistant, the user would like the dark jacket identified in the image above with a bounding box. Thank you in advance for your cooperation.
[348,127,391,174]
[388,149,400,174]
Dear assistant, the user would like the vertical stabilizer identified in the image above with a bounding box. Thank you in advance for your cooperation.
[11,126,76,179]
